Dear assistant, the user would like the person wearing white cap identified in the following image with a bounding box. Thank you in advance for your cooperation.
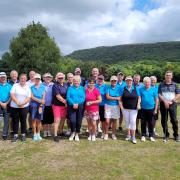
[119,76,141,144]
[0,72,12,140]
[30,73,46,141]
[74,68,86,87]
[104,75,120,140]
[42,73,54,137]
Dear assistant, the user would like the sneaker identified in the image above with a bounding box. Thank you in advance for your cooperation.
[119,127,123,132]
[150,137,155,142]
[132,138,137,144]
[21,135,26,142]
[174,136,180,142]
[125,136,131,141]
[37,134,42,141]
[33,134,38,141]
[141,136,146,142]
[44,131,48,137]
[75,134,80,142]
[54,136,59,142]
[69,133,75,141]
[101,133,104,139]
[47,130,51,137]
[2,135,7,141]
[104,134,108,141]
[92,135,96,141]
[163,136,169,142]
[112,134,117,140]
[12,135,18,143]
[88,135,92,141]
[98,126,102,133]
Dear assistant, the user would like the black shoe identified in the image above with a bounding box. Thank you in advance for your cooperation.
[28,128,32,134]
[2,135,7,141]
[58,132,65,136]
[12,135,18,143]
[174,136,179,142]
[54,136,59,142]
[119,127,123,132]
[21,135,26,142]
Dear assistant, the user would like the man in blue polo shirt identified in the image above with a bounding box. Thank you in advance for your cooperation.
[0,72,12,140]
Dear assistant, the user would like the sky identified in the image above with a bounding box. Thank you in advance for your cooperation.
[0,0,180,56]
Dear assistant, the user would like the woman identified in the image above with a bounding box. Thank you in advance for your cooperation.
[52,72,68,142]
[139,77,159,142]
[85,77,102,141]
[10,74,31,142]
[104,76,120,140]
[42,73,54,137]
[120,76,141,144]
[31,73,46,141]
[95,75,107,139]
[67,75,85,141]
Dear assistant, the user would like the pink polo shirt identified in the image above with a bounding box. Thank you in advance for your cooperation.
[85,87,100,112]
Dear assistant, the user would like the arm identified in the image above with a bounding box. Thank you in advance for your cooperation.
[0,97,11,109]
[137,96,141,110]
[119,96,123,110]
[154,98,159,114]
[11,93,21,106]
[66,88,74,105]
[89,95,102,105]
[31,93,42,104]
[106,93,120,101]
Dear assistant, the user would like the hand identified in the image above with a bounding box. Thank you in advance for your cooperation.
[116,97,120,101]
[164,100,169,109]
[137,104,141,110]
[153,109,157,115]
[120,106,124,110]
[1,102,7,109]
[41,99,45,105]
[73,104,78,109]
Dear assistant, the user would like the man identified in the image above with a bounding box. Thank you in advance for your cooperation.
[0,72,12,140]
[133,74,143,135]
[74,68,86,87]
[8,70,19,85]
[159,71,180,142]
[117,72,126,131]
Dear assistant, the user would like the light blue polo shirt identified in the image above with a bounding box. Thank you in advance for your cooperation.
[117,81,126,92]
[139,86,158,109]
[31,84,46,104]
[95,83,107,106]
[0,83,12,102]
[105,85,120,106]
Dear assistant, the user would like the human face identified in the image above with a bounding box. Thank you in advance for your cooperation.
[57,76,64,84]
[73,79,80,87]
[20,75,27,86]
[92,69,99,78]
[29,71,35,80]
[44,76,52,84]
[88,81,95,89]
[151,79,156,86]
[68,76,74,84]
[144,80,151,89]
[98,78,104,85]
[0,77,6,84]
[111,80,117,87]
[75,71,81,76]
[165,72,173,83]
[134,75,140,84]
[118,75,124,82]
[35,78,41,85]
[11,72,18,81]
[126,80,132,87]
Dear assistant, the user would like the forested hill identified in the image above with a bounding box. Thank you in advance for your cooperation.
[66,41,180,63]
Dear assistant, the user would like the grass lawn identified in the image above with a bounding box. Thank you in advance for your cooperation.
[0,107,179,180]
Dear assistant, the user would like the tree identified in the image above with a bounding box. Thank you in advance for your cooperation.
[8,21,61,75]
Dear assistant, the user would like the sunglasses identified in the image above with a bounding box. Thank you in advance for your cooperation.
[58,77,64,80]
[98,78,103,80]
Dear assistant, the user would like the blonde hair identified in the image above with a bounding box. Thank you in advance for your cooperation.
[150,76,157,82]
[67,73,74,78]
[10,70,18,77]
[73,75,81,83]
[143,76,151,83]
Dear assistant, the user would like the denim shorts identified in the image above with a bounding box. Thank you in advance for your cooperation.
[30,105,44,121]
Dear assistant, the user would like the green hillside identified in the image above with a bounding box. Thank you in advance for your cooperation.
[67,41,180,63]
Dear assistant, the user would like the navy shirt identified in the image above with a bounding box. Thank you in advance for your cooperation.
[52,82,68,106]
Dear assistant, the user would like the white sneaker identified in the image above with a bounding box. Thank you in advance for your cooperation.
[69,132,75,141]
[104,134,108,141]
[141,136,146,142]
[112,134,117,140]
[65,130,71,136]
[101,133,104,139]
[92,135,96,141]
[75,134,80,142]
[98,126,102,133]
[125,136,131,141]
[132,138,137,144]
[47,130,51,137]
[150,137,155,142]
[86,128,89,133]
[43,131,48,137]
[88,135,92,141]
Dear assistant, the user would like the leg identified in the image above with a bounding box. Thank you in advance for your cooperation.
[32,120,37,135]
[129,110,137,138]
[68,106,76,133]
[147,109,154,137]
[112,119,117,135]
[76,105,83,133]
[141,109,147,137]
[2,108,9,137]
[122,109,130,137]
[119,109,123,129]
[11,108,19,135]
[19,107,28,135]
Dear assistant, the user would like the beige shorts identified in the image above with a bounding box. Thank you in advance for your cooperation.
[105,104,120,119]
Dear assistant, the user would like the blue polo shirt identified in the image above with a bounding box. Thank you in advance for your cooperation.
[139,86,158,109]
[117,81,126,91]
[95,83,107,106]
[31,84,46,106]
[105,85,120,106]
[133,82,144,91]
[151,84,159,94]
[67,85,85,105]
[0,83,12,102]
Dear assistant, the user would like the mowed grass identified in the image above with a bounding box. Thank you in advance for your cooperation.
[0,107,179,180]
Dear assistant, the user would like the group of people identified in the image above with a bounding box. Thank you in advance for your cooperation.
[0,68,179,144]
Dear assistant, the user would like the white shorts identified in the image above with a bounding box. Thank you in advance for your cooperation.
[122,109,138,130]
[104,104,120,119]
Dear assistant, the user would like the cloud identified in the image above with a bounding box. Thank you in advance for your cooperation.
[0,0,180,56]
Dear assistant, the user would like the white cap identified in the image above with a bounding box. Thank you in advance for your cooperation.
[0,72,7,77]
[110,76,118,81]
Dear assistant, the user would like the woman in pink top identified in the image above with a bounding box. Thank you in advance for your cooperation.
[85,77,102,141]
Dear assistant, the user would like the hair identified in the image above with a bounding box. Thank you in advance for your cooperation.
[73,75,81,83]
[19,73,27,79]
[92,68,99,73]
[133,74,141,78]
[165,70,173,75]
[150,76,157,82]
[88,77,96,84]
[10,70,18,77]
[55,72,65,81]
[67,73,74,78]
[143,76,151,83]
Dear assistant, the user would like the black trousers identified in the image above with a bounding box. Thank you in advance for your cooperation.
[160,102,178,137]
[11,107,29,134]
[68,104,84,133]
[141,108,154,137]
